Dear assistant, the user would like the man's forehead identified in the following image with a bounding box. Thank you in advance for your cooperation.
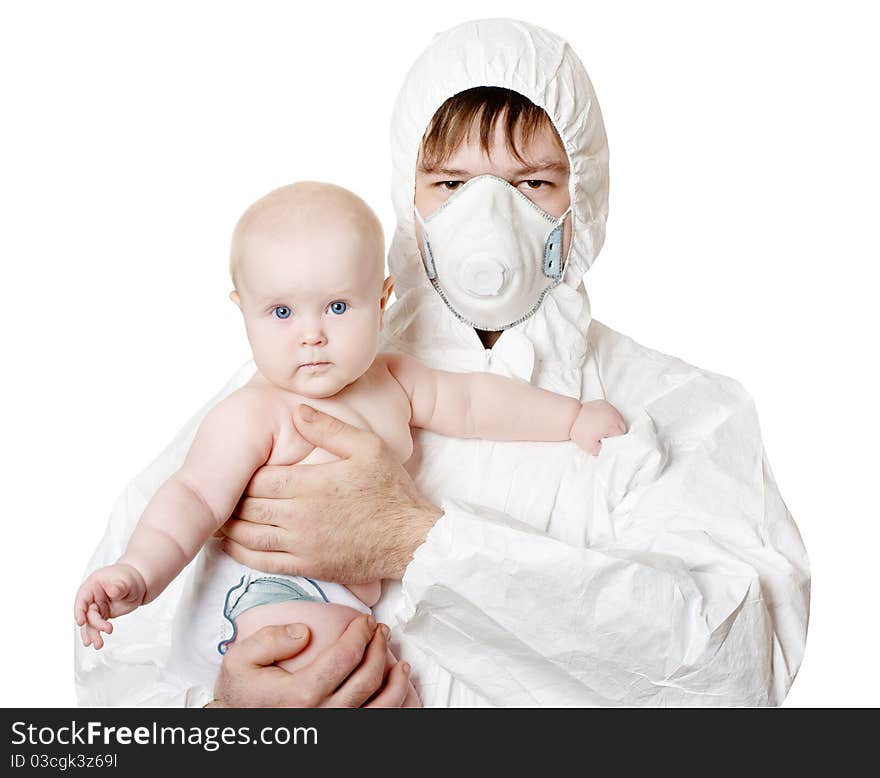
[419,123,568,177]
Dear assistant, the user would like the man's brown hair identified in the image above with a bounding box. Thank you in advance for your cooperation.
[419,87,563,173]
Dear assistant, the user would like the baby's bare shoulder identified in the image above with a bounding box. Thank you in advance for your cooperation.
[363,353,416,396]
[374,350,412,372]
[206,383,287,429]
[185,383,285,466]
[374,351,425,383]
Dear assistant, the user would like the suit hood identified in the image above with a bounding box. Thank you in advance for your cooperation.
[383,18,610,399]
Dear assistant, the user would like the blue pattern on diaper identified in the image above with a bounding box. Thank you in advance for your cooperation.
[217,574,328,655]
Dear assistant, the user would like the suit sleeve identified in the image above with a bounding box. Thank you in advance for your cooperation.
[396,371,810,706]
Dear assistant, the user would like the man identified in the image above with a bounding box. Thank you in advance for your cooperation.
[76,18,810,707]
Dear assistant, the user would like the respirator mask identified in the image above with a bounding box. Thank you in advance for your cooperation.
[414,175,572,331]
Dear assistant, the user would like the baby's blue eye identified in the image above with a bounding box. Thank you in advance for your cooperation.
[274,306,291,319]
[328,301,348,315]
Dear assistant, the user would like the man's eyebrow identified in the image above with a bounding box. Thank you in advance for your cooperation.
[418,161,569,177]
[510,160,570,177]
[418,165,471,177]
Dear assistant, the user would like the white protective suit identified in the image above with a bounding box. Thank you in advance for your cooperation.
[75,18,810,707]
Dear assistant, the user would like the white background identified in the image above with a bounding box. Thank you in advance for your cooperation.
[1,1,877,707]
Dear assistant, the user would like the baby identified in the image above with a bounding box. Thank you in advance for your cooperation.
[74,181,626,705]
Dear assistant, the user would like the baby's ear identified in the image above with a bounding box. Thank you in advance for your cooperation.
[378,276,394,331]
[229,290,241,309]
[380,275,394,309]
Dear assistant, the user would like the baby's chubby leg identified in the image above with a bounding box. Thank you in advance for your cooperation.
[231,601,420,707]
[233,601,365,673]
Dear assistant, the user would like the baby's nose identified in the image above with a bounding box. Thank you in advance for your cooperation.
[299,326,327,346]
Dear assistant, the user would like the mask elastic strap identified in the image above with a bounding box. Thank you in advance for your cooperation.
[543,206,572,280]
[414,207,437,280]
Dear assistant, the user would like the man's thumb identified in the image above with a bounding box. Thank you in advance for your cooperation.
[294,404,375,459]
[238,623,311,667]
[284,623,309,642]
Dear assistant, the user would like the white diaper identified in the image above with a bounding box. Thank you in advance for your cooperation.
[165,537,370,692]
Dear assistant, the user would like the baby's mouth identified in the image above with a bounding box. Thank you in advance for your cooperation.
[298,361,331,372]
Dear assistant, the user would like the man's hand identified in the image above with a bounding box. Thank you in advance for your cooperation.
[218,405,443,582]
[207,615,415,708]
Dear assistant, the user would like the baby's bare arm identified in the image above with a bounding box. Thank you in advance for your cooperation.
[119,388,281,603]
[383,352,582,442]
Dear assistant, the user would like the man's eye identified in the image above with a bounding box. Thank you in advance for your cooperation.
[523,180,548,190]
[327,301,348,315]
[273,306,291,319]
[440,181,463,190]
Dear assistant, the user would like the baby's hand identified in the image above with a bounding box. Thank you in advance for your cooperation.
[74,563,147,650]
[571,400,627,456]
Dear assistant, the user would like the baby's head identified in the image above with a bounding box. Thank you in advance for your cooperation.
[229,182,392,398]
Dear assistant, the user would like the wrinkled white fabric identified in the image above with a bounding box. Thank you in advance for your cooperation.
[75,18,809,707]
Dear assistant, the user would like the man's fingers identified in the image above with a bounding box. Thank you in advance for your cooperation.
[220,514,287,549]
[243,462,341,499]
[231,495,321,526]
[296,614,377,702]
[228,623,311,668]
[293,404,381,461]
[364,660,411,708]
[219,536,309,576]
[229,496,279,524]
[329,624,389,707]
